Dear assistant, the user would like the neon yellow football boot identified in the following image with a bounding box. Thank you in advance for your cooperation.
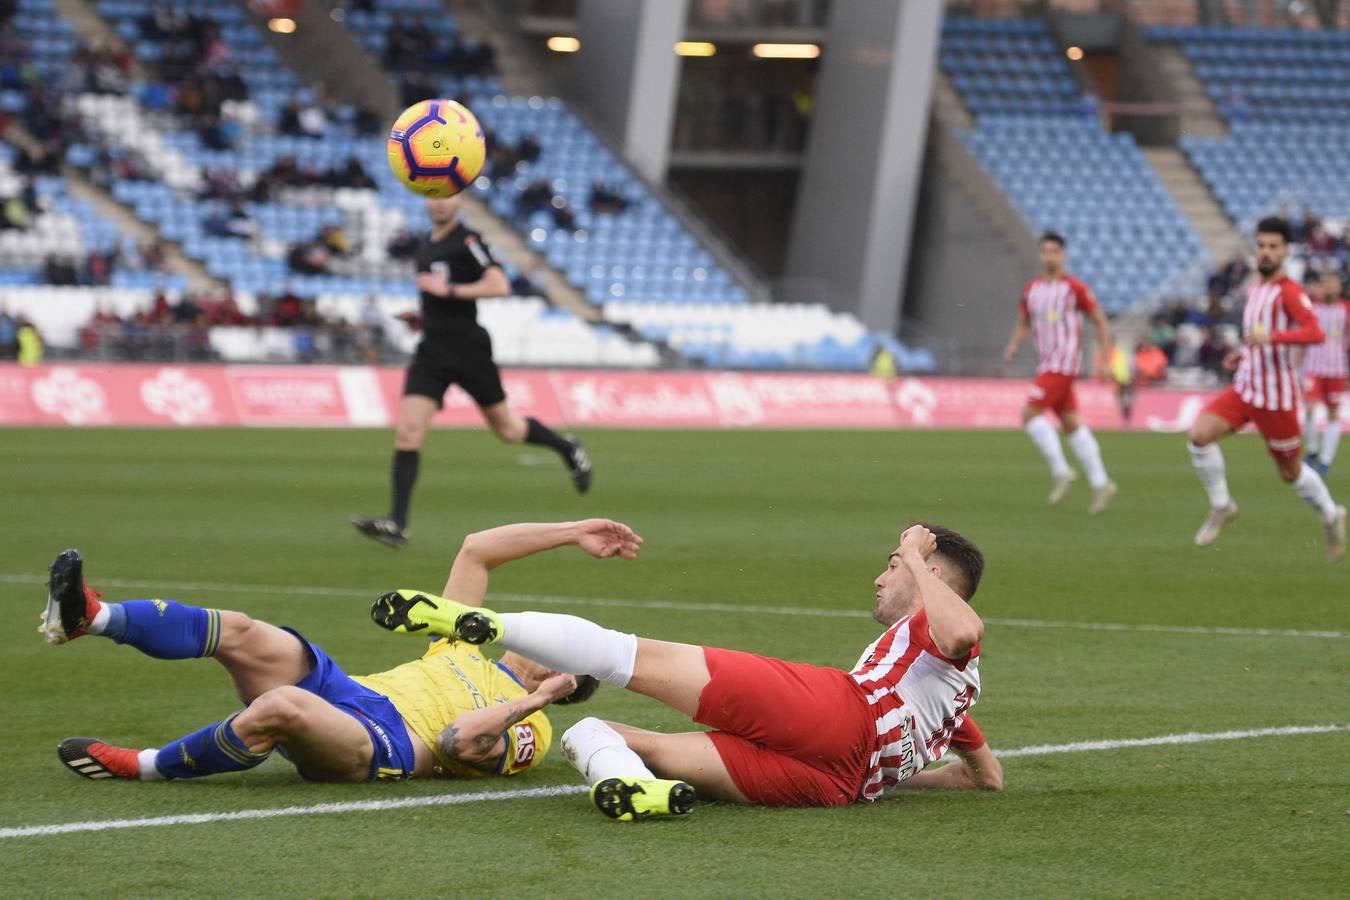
[369,590,502,644]
[590,777,696,822]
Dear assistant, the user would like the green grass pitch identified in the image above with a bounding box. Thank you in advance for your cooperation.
[1,426,1346,898]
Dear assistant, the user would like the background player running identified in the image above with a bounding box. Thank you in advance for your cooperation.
[37,519,642,783]
[1187,217,1346,559]
[1003,231,1117,514]
[372,521,1002,820]
[1301,270,1349,477]
[352,194,591,549]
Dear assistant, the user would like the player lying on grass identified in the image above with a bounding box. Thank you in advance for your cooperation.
[372,521,1003,820]
[37,519,643,783]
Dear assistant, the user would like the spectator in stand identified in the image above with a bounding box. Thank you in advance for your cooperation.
[1133,337,1168,386]
[519,178,553,216]
[331,155,375,190]
[387,228,418,260]
[43,255,79,285]
[589,181,629,215]
[16,316,42,366]
[518,134,541,164]
[269,286,305,326]
[318,224,350,258]
[0,307,17,359]
[203,200,255,239]
[286,239,330,276]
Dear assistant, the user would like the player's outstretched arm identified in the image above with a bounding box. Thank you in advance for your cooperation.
[892,743,1003,792]
[443,519,644,606]
[435,673,577,771]
[899,524,983,659]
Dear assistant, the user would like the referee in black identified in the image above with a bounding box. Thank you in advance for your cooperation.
[352,195,592,548]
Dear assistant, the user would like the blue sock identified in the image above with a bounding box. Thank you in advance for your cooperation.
[111,600,222,660]
[153,714,270,779]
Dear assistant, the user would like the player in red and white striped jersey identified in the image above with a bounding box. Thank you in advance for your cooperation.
[1301,271,1349,477]
[376,521,1002,815]
[1003,232,1118,514]
[1187,217,1346,560]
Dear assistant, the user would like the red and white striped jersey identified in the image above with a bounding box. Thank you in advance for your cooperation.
[1303,300,1350,378]
[849,608,981,801]
[1234,277,1323,411]
[1020,275,1099,376]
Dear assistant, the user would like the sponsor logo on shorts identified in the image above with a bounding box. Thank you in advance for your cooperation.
[1268,436,1302,453]
[354,710,398,770]
[1028,385,1046,400]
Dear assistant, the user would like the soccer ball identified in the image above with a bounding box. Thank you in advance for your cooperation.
[386,99,486,198]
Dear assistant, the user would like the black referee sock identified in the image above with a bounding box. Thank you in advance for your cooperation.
[389,449,420,529]
[524,417,572,459]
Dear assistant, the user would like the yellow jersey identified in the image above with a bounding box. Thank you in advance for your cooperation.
[354,639,551,778]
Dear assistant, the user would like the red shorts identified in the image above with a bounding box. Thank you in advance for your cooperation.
[1027,372,1077,415]
[1204,386,1303,461]
[695,647,875,807]
[1305,375,1348,412]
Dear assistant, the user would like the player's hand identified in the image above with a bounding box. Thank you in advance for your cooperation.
[1222,350,1241,371]
[1243,329,1271,347]
[536,672,579,704]
[899,524,937,561]
[415,272,452,297]
[575,518,644,560]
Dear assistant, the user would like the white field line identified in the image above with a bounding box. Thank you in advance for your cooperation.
[2,723,1344,839]
[1,574,1345,640]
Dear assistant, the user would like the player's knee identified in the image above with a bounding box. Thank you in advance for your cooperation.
[491,419,525,444]
[214,610,257,656]
[246,685,310,734]
[1187,426,1211,446]
[394,424,426,449]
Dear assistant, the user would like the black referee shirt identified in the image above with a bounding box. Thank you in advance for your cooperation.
[414,223,500,340]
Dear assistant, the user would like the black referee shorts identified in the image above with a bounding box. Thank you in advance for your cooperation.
[403,337,507,409]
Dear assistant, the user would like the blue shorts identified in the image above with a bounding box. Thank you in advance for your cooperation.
[283,628,418,781]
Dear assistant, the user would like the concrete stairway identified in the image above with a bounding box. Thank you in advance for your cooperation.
[445,0,550,96]
[1153,45,1226,139]
[7,119,222,293]
[51,0,151,79]
[930,70,1034,258]
[1144,147,1244,263]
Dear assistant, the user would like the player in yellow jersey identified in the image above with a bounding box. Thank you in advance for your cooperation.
[41,518,641,783]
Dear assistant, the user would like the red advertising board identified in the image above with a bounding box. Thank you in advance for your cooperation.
[0,363,1341,432]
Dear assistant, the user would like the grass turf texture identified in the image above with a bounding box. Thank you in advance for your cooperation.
[1,426,1347,899]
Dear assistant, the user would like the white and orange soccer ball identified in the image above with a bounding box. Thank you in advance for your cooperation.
[386,99,486,197]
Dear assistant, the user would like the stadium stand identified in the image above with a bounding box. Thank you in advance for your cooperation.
[2,286,661,366]
[331,0,933,370]
[942,16,1209,313]
[2,0,934,371]
[1148,26,1350,226]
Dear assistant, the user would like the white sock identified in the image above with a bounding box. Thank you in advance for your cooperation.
[137,748,164,782]
[1292,463,1339,523]
[1303,411,1320,456]
[498,612,638,687]
[1321,421,1341,467]
[1025,416,1071,479]
[1067,426,1109,490]
[561,717,653,784]
[1188,442,1232,509]
[87,604,111,635]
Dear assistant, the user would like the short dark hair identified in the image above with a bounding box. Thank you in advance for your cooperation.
[1256,216,1292,244]
[916,522,985,602]
[1039,230,1066,248]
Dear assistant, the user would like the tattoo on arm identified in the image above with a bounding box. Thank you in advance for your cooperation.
[439,723,462,761]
